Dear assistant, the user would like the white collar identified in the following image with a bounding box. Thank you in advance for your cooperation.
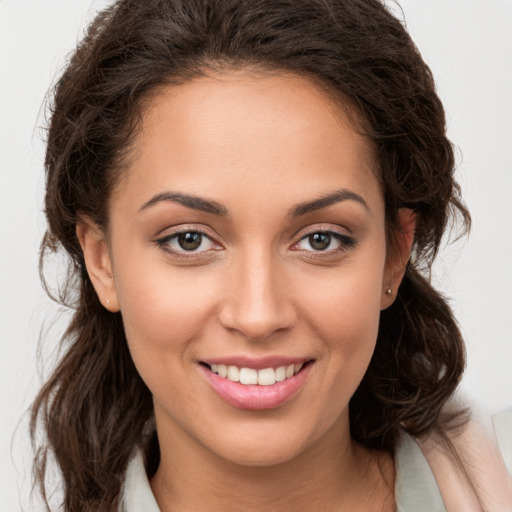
[119,431,446,512]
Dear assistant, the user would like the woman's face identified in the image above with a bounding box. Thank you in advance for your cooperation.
[83,71,404,466]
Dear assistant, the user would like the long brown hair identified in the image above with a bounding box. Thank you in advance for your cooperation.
[31,0,470,509]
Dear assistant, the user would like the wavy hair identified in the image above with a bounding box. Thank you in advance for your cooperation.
[31,0,470,509]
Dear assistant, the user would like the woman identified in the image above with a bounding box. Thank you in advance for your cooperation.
[30,0,511,510]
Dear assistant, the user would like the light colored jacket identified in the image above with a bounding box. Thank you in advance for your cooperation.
[119,410,512,511]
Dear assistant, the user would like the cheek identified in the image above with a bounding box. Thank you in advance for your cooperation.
[297,253,385,376]
[111,248,220,374]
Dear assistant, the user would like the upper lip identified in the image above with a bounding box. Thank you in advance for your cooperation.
[200,355,313,370]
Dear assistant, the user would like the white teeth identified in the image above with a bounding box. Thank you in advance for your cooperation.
[275,366,286,382]
[227,365,240,382]
[258,368,276,386]
[239,367,258,385]
[209,362,307,385]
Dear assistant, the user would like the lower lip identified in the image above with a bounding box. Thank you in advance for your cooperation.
[200,364,313,410]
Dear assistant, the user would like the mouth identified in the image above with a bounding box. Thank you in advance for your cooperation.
[201,361,310,386]
[199,359,314,410]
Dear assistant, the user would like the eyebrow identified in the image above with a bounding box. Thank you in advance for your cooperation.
[139,188,369,217]
[140,192,229,216]
[289,189,370,217]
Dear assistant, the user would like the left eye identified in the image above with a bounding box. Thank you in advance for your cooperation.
[158,231,218,253]
[295,231,352,252]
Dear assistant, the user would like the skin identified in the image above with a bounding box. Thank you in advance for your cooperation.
[77,71,414,511]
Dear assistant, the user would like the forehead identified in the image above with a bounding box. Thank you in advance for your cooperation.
[112,71,382,217]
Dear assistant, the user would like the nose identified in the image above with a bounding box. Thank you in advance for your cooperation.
[218,251,297,341]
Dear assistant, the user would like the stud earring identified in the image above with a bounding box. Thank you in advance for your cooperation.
[385,288,393,296]
[106,298,110,305]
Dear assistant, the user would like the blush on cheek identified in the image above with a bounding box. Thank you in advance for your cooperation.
[299,272,383,391]
[116,264,224,368]
[304,271,382,332]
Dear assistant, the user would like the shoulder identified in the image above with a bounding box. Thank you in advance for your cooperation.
[394,432,447,512]
[493,409,512,475]
[415,408,512,511]
[118,448,161,512]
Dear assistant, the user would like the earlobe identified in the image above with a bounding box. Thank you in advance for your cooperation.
[381,208,416,310]
[76,217,120,312]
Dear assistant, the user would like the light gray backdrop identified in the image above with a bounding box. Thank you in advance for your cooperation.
[1,1,511,510]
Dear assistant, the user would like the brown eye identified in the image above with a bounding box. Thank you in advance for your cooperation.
[157,229,220,256]
[177,232,202,250]
[293,230,357,254]
[308,232,331,250]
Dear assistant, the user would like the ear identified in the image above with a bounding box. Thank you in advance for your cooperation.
[381,208,416,310]
[76,216,120,312]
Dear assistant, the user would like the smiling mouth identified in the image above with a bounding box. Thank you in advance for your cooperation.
[200,360,314,409]
[201,361,312,386]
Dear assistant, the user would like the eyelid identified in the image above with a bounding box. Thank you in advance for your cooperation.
[154,224,223,256]
[155,223,219,240]
[290,224,357,253]
[153,223,356,259]
[292,223,352,242]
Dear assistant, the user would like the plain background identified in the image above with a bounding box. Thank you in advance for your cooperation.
[1,1,511,510]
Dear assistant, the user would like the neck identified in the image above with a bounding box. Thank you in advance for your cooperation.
[150,411,395,512]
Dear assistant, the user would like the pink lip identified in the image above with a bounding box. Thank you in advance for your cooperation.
[200,362,313,410]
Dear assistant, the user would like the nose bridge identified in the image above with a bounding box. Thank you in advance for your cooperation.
[220,246,295,340]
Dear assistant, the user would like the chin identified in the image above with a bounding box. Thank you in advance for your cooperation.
[203,417,331,468]
[219,439,308,468]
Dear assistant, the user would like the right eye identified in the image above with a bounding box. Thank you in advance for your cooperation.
[156,230,220,255]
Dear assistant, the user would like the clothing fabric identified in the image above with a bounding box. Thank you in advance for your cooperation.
[494,410,512,475]
[119,411,512,512]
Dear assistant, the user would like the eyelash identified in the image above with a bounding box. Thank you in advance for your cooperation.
[292,230,357,255]
[155,227,221,259]
[155,227,357,259]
